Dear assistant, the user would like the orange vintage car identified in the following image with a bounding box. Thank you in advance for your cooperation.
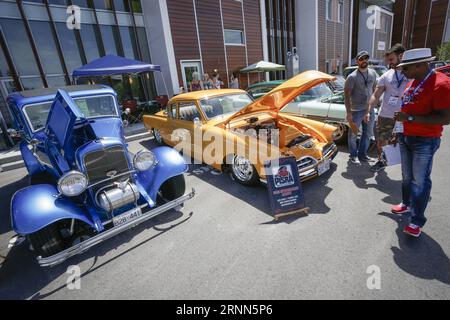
[143,70,339,186]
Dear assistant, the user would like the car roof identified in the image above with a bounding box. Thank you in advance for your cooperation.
[170,89,247,102]
[8,84,116,109]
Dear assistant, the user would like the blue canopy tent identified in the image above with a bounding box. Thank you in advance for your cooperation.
[72,55,170,99]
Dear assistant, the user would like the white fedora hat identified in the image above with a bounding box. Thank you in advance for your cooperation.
[397,48,436,67]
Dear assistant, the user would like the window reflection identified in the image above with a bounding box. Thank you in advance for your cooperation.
[100,25,120,56]
[0,19,39,76]
[21,77,44,91]
[79,24,102,63]
[29,21,64,75]
[55,22,83,74]
[119,26,138,59]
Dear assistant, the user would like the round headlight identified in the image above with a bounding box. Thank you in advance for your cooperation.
[133,150,157,171]
[57,171,88,197]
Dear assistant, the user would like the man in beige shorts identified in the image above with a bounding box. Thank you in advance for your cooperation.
[368,44,409,172]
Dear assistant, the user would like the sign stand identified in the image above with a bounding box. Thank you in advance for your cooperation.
[264,157,309,221]
[274,207,310,221]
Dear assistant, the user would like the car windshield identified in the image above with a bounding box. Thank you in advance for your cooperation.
[24,95,118,132]
[294,82,333,102]
[200,93,253,120]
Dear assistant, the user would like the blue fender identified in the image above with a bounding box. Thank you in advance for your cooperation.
[11,184,95,235]
[20,141,44,176]
[135,146,188,202]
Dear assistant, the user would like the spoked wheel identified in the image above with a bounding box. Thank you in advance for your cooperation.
[28,224,64,258]
[231,155,260,186]
[331,122,348,144]
[152,128,165,145]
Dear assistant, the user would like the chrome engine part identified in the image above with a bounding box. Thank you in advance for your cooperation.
[97,182,140,212]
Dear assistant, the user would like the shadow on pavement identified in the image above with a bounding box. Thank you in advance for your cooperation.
[140,136,337,223]
[379,212,450,285]
[0,176,28,236]
[0,208,193,300]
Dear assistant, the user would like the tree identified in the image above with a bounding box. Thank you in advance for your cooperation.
[437,42,450,61]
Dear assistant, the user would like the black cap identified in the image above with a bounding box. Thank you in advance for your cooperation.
[355,51,370,61]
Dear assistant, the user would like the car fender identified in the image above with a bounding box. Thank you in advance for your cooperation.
[135,146,188,202]
[11,184,95,235]
[20,141,44,176]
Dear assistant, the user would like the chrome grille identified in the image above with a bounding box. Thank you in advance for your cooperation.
[297,156,317,171]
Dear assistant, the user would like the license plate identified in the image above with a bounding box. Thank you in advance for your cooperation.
[113,207,143,227]
[318,159,331,176]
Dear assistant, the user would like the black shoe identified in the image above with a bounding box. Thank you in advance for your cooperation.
[359,156,375,162]
[350,156,361,165]
[370,160,387,172]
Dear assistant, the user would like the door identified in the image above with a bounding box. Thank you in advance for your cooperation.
[180,61,203,92]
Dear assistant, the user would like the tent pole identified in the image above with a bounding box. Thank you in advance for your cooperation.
[160,72,171,98]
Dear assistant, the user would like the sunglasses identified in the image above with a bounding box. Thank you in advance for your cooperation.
[401,65,416,72]
[358,56,369,61]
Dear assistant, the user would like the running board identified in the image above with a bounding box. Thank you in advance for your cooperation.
[37,189,195,267]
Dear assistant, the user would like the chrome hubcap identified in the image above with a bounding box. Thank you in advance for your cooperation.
[232,156,254,182]
[333,123,346,140]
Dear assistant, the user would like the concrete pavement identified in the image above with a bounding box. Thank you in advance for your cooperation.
[0,128,449,299]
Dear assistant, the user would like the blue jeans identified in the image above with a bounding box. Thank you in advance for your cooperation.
[348,109,375,158]
[399,134,441,227]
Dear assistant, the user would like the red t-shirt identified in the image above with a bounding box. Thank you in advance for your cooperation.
[402,71,450,137]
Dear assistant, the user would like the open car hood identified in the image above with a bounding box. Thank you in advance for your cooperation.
[45,89,86,149]
[223,70,335,125]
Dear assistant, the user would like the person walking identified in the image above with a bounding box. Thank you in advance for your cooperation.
[368,44,409,172]
[344,51,378,165]
[392,48,450,237]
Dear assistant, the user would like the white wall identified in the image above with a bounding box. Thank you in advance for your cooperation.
[296,0,318,71]
[141,0,179,97]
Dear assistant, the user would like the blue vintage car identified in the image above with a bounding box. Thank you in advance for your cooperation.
[7,85,194,267]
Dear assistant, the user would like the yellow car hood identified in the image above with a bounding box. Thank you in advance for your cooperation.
[223,70,335,125]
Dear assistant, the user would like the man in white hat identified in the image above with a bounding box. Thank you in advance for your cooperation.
[392,48,450,237]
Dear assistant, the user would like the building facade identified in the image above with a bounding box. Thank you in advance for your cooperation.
[392,0,450,54]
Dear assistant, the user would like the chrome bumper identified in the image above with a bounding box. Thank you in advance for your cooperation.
[37,189,196,267]
[260,143,338,185]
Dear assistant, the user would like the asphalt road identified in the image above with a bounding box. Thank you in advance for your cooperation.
[1,129,450,300]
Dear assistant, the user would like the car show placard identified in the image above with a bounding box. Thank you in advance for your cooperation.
[264,157,309,220]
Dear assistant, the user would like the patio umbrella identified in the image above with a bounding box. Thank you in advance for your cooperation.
[240,61,286,73]
[240,61,285,82]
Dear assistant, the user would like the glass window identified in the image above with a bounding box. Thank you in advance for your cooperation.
[71,0,93,8]
[338,1,344,22]
[119,26,138,59]
[326,0,332,20]
[55,22,83,74]
[0,19,40,76]
[167,103,177,118]
[114,0,130,12]
[130,0,142,13]
[46,75,67,88]
[100,25,120,56]
[224,30,244,45]
[178,102,201,122]
[95,0,113,10]
[200,94,252,120]
[136,27,151,62]
[79,24,101,63]
[24,102,52,132]
[295,83,333,102]
[20,77,44,91]
[0,48,11,78]
[48,0,67,5]
[73,95,118,117]
[29,21,64,75]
